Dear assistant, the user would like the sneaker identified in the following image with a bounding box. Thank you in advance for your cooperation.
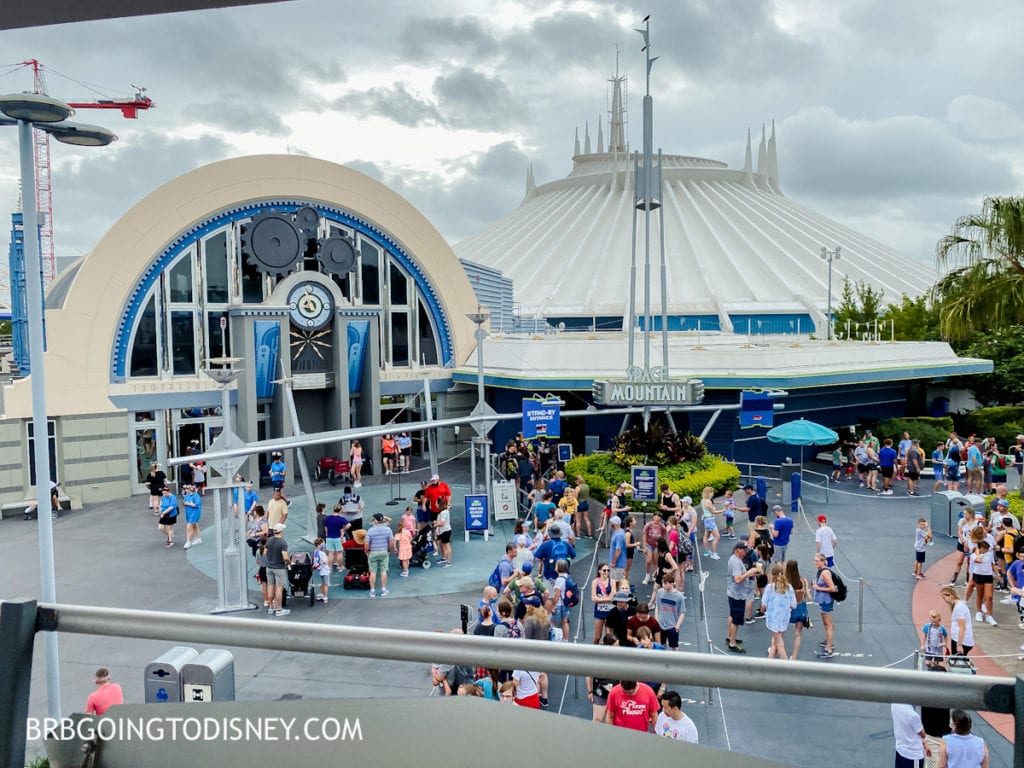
[858,482,865,488]
[818,640,828,647]
[703,551,712,557]
[726,638,744,645]
[986,615,998,627]
[440,561,452,568]
[727,644,747,654]
[1001,596,1016,605]
[165,541,175,548]
[369,592,377,598]
[193,538,202,546]
[944,580,958,587]
[381,588,389,597]
[539,696,549,708]
[744,617,756,625]
[882,490,893,496]
[183,541,192,549]
[710,553,721,560]
[276,609,291,617]
[753,612,765,620]
[268,607,275,614]
[642,574,651,585]
[976,612,984,622]
[816,649,835,659]
[400,572,409,578]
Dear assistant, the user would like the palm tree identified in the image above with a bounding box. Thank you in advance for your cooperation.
[933,196,1024,341]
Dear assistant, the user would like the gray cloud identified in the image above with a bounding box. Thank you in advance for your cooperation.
[432,68,522,130]
[184,99,289,136]
[335,82,444,128]
[399,16,497,61]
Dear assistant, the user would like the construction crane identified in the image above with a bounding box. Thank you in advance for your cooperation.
[10,59,153,284]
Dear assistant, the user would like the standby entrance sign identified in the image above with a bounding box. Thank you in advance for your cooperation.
[522,398,561,439]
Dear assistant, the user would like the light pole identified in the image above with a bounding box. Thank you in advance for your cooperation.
[0,93,117,719]
[466,309,491,495]
[820,245,841,341]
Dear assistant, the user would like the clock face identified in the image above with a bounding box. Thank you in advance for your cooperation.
[288,283,334,330]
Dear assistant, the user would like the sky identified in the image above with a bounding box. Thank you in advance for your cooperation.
[1,0,1023,274]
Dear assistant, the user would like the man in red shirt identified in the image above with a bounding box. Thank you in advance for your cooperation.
[85,668,124,715]
[422,473,451,522]
[604,680,659,732]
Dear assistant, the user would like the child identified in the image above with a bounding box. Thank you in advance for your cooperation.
[846,446,857,481]
[401,505,417,535]
[398,525,413,577]
[913,518,932,580]
[256,535,270,607]
[312,538,331,603]
[919,609,948,669]
[831,446,843,482]
[764,562,796,660]
[315,503,327,540]
[651,572,685,650]
[720,490,736,540]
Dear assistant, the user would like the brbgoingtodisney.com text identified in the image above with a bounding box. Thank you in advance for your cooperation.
[28,716,362,743]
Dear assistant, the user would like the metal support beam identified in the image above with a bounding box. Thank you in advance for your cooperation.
[698,408,722,442]
[0,600,37,768]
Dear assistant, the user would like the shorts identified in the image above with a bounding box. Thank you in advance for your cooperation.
[856,463,869,474]
[728,597,746,627]
[416,507,431,524]
[438,530,452,545]
[267,567,287,587]
[256,566,267,583]
[824,555,835,568]
[967,468,983,483]
[383,451,397,462]
[915,551,926,564]
[818,600,834,614]
[185,510,201,525]
[368,550,390,576]
[326,537,343,552]
[881,466,894,479]
[946,466,960,482]
[552,604,569,623]
[832,464,842,472]
[703,517,718,532]
[661,627,679,649]
[158,513,177,526]
[515,693,541,709]
[950,641,972,656]
[906,471,920,481]
[271,479,285,491]
[972,573,993,585]
[317,571,330,586]
[579,501,589,512]
[956,542,965,553]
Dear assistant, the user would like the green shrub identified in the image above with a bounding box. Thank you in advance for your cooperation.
[960,407,1024,448]
[873,416,954,451]
[985,493,1024,522]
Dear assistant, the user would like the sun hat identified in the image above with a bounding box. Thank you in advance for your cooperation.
[613,590,631,601]
[353,529,367,545]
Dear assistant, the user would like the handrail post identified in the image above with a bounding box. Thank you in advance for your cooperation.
[0,600,37,768]
[858,578,864,633]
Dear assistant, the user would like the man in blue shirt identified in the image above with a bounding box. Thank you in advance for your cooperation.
[323,505,351,571]
[609,516,627,581]
[878,438,898,496]
[548,471,567,505]
[739,484,762,525]
[966,437,984,495]
[770,505,794,563]
[270,452,287,492]
[364,513,395,598]
[533,525,576,580]
[932,443,947,493]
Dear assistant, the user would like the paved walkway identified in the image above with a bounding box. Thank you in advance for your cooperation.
[1,464,1017,766]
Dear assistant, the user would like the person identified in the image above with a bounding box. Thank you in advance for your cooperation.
[323,504,350,572]
[920,609,949,669]
[381,433,398,474]
[653,537,680,591]
[739,483,763,525]
[242,479,259,519]
[604,680,659,732]
[626,601,661,646]
[699,487,721,560]
[1014,435,1024,493]
[312,538,331,602]
[946,434,964,494]
[190,460,207,495]
[914,517,933,580]
[397,522,413,577]
[548,470,567,505]
[785,559,811,659]
[574,475,593,538]
[922,690,952,768]
[349,440,364,488]
[245,505,269,557]
[830,445,843,483]
[473,604,497,637]
[642,513,667,583]
[765,561,796,659]
[269,451,286,492]
[511,668,543,709]
[970,539,998,626]
[623,515,642,577]
[365,512,395,597]
[938,710,988,768]
[656,690,699,743]
[652,571,685,650]
[158,485,179,548]
[965,437,984,495]
[433,499,453,567]
[932,442,947,494]
[397,431,412,471]
[891,702,928,768]
[609,516,627,582]
[255,536,270,608]
[314,502,327,541]
[423,473,451,522]
[266,487,288,529]
[604,590,635,646]
[497,681,516,704]
[558,486,578,530]
[812,553,837,658]
[550,559,571,639]
[586,634,620,720]
[532,490,557,533]
[771,504,794,563]
[182,484,202,549]
[146,463,166,516]
[879,438,898,495]
[265,522,291,617]
[591,562,615,644]
[897,430,913,481]
[720,488,737,539]
[815,514,837,568]
[85,668,124,716]
[533,524,575,580]
[340,485,365,523]
[726,541,759,653]
[658,482,682,524]
[906,439,924,496]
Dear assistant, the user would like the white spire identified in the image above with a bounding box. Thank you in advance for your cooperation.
[574,127,581,157]
[756,123,767,174]
[742,128,752,173]
[584,120,591,154]
[523,163,536,201]
[608,55,627,154]
[597,115,604,154]
[767,118,780,190]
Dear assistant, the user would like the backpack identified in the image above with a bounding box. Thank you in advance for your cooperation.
[829,569,848,602]
[549,540,569,567]
[997,455,1008,470]
[562,574,581,608]
[487,561,504,590]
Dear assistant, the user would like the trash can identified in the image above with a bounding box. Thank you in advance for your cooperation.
[144,646,199,704]
[181,648,235,702]
[780,463,801,505]
[930,492,987,538]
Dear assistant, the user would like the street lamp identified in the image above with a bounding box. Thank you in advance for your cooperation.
[820,245,841,341]
[466,309,491,495]
[0,92,117,720]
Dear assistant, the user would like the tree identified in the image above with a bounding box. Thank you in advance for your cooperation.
[833,277,886,338]
[933,196,1024,341]
[880,294,941,341]
[960,326,1024,406]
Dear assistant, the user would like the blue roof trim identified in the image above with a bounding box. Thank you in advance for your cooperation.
[451,360,993,391]
[111,200,454,381]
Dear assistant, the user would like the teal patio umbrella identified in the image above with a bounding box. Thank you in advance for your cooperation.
[766,419,839,446]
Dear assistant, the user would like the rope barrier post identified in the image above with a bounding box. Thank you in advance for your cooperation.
[858,578,864,633]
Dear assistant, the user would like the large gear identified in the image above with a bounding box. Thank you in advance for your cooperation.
[317,235,358,275]
[240,211,302,276]
[294,205,320,237]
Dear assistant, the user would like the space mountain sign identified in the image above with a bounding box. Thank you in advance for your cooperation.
[592,366,705,407]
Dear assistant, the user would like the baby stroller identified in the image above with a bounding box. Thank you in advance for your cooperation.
[409,525,435,569]
[285,551,316,606]
[343,545,371,589]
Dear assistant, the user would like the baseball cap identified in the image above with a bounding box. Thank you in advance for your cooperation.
[610,516,622,526]
[1017,434,1024,441]
[546,525,561,538]
[817,515,827,524]
[865,429,872,434]
[681,496,692,504]
[273,523,286,533]
[372,512,385,522]
[613,590,631,601]
[430,473,440,481]
[742,484,754,491]
[771,505,783,512]
[521,562,533,574]
[733,541,748,550]
[997,499,1010,507]
[516,576,534,590]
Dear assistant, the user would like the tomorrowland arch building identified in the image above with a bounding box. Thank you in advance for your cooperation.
[0,80,990,506]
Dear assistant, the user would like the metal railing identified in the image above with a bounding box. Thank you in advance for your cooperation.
[2,599,1023,768]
